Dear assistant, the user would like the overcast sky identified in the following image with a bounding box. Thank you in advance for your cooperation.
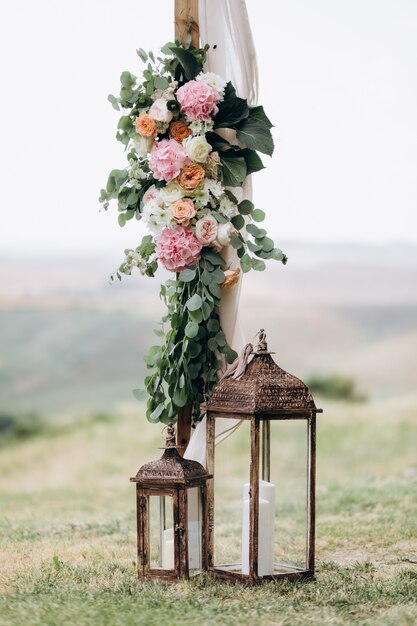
[1,0,416,259]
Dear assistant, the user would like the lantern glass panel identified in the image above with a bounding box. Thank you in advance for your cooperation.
[213,419,251,573]
[187,487,202,573]
[266,419,308,574]
[148,495,175,570]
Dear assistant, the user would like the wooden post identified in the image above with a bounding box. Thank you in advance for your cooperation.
[175,0,199,453]
[175,0,199,47]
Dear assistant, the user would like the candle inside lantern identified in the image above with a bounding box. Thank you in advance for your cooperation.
[162,528,174,569]
[242,480,275,576]
[187,487,202,571]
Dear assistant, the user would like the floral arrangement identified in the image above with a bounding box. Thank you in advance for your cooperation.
[100,42,287,424]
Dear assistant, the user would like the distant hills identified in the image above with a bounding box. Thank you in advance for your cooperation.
[1,241,416,415]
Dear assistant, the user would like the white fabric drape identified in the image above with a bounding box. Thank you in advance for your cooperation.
[184,0,258,466]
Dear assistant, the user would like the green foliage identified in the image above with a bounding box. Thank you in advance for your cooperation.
[307,374,367,402]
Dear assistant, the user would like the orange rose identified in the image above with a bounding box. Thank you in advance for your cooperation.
[170,120,192,143]
[171,198,196,225]
[221,268,241,289]
[135,112,157,137]
[178,164,205,191]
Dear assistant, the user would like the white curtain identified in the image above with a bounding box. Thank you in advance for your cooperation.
[184,0,258,466]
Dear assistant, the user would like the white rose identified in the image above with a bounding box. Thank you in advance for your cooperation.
[212,222,237,251]
[132,133,153,158]
[159,180,184,205]
[149,98,174,124]
[183,135,211,163]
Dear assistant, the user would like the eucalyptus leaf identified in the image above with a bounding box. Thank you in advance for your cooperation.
[186,294,202,311]
[251,258,266,271]
[185,321,199,339]
[238,200,254,215]
[179,268,196,282]
[240,254,252,273]
[232,214,245,230]
[252,209,266,222]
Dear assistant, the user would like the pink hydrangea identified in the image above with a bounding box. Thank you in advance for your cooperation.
[176,80,221,122]
[156,226,202,272]
[149,139,188,182]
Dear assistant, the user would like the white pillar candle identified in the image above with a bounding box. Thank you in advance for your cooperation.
[162,527,175,569]
[242,480,276,576]
[187,488,202,571]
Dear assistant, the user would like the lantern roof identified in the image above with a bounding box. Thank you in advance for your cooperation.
[204,330,319,415]
[130,423,211,484]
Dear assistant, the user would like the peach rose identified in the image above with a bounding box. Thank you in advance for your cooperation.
[171,198,196,225]
[222,268,241,289]
[135,112,157,137]
[170,120,192,143]
[178,164,205,191]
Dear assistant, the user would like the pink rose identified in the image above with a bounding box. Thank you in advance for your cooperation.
[176,80,221,122]
[148,98,174,124]
[195,215,218,246]
[156,226,202,272]
[143,184,163,206]
[149,139,188,183]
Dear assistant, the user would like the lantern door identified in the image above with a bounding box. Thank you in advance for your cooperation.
[138,488,180,581]
[207,413,316,582]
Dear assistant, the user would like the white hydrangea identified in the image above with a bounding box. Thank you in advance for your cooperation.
[142,200,172,234]
[219,194,239,219]
[196,72,227,97]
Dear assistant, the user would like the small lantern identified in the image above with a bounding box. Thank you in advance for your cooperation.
[204,330,322,585]
[130,423,211,582]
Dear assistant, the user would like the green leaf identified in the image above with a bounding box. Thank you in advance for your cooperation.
[179,268,196,282]
[236,119,274,156]
[201,301,212,320]
[220,153,247,187]
[216,331,226,347]
[189,309,203,323]
[136,48,148,62]
[120,71,136,88]
[240,149,265,175]
[202,249,224,266]
[161,42,176,55]
[231,236,243,249]
[149,403,165,422]
[246,223,266,238]
[251,258,266,271]
[186,294,202,311]
[214,97,249,128]
[232,214,245,230]
[154,75,169,89]
[223,82,236,100]
[117,116,133,131]
[133,388,146,401]
[185,321,199,339]
[170,46,201,80]
[107,94,120,111]
[249,105,273,128]
[270,248,288,264]
[252,209,266,222]
[208,337,217,351]
[173,387,188,407]
[259,236,274,252]
[240,254,252,273]
[118,213,126,227]
[211,267,225,283]
[207,318,220,333]
[238,200,254,215]
[188,342,202,358]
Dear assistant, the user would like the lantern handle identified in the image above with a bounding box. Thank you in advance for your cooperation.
[160,422,185,450]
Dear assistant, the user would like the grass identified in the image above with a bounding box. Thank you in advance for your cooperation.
[0,400,416,625]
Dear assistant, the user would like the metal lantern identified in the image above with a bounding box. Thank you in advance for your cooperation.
[130,423,211,582]
[204,330,322,585]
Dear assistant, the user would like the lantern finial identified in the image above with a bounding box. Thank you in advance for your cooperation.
[254,328,268,353]
[164,422,176,448]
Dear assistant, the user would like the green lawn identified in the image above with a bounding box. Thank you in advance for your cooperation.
[0,401,416,626]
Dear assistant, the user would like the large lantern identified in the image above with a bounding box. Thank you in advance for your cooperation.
[130,423,211,582]
[204,330,322,585]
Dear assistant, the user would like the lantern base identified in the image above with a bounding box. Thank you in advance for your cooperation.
[209,563,315,585]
